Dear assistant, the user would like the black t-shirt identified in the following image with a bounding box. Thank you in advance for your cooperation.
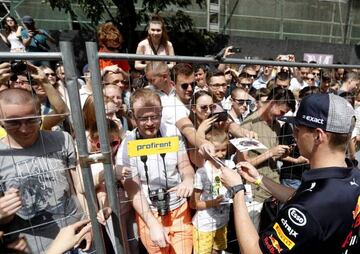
[259,166,360,254]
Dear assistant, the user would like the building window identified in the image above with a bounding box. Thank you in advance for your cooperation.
[210,12,219,24]
[208,0,220,32]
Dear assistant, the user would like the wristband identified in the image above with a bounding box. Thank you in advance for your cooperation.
[254,175,263,186]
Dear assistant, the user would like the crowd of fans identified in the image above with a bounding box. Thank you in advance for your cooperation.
[0,13,359,254]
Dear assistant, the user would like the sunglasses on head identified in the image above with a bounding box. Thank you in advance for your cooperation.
[180,82,195,90]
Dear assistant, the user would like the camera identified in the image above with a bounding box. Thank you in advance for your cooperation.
[229,47,241,53]
[149,188,170,216]
[209,111,228,122]
[11,61,27,75]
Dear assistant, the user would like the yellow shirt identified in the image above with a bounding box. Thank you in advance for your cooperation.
[0,126,6,139]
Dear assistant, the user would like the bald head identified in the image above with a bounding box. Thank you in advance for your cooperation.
[231,87,249,99]
[145,61,169,76]
[0,88,40,117]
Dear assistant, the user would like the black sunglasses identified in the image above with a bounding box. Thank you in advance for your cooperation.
[232,98,252,105]
[180,82,195,90]
[246,74,257,79]
[240,83,252,88]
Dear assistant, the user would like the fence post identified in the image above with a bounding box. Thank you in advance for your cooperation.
[60,41,107,253]
[86,41,125,254]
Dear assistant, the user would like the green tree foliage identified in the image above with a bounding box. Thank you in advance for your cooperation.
[48,0,228,56]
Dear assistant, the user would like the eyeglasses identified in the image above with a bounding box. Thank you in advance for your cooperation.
[45,73,56,77]
[232,98,252,106]
[180,82,195,90]
[209,83,227,89]
[199,104,216,112]
[2,117,41,130]
[134,115,162,123]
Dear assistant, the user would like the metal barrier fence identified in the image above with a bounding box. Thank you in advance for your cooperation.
[1,41,359,253]
[0,42,122,254]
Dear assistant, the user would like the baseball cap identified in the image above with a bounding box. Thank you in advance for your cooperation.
[82,64,89,75]
[279,93,355,134]
[22,16,34,25]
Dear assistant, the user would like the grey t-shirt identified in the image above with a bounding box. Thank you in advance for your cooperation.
[0,131,81,253]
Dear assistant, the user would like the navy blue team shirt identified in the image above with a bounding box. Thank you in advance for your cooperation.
[259,164,360,254]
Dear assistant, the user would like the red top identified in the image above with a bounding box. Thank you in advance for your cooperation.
[98,48,130,72]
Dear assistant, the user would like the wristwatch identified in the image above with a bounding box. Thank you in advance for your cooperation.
[229,184,245,198]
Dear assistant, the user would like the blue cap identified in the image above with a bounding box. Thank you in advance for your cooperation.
[280,93,355,134]
[22,16,34,25]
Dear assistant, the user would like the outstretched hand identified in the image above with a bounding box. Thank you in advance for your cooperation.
[220,166,243,188]
[0,188,22,221]
[46,219,92,254]
[168,178,193,198]
[236,161,261,184]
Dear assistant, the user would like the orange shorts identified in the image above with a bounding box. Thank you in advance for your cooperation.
[136,201,193,254]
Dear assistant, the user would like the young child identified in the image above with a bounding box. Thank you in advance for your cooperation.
[191,128,235,254]
[88,121,140,254]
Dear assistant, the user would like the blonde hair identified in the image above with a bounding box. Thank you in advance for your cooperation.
[206,128,228,144]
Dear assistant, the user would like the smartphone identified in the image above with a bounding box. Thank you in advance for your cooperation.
[209,111,228,122]
[288,143,297,151]
[229,47,241,53]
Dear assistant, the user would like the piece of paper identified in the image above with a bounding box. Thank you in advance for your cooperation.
[230,137,267,152]
[204,149,227,168]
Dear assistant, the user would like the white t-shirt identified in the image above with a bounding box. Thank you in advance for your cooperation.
[352,106,360,138]
[79,86,92,109]
[289,78,308,92]
[192,160,235,232]
[115,123,187,212]
[7,31,25,52]
[147,85,189,126]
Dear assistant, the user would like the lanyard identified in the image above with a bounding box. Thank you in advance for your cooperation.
[136,129,169,193]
